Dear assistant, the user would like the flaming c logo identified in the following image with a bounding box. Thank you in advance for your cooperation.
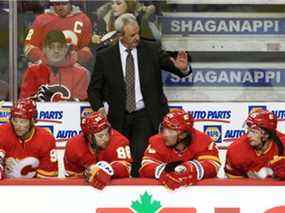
[46,84,71,102]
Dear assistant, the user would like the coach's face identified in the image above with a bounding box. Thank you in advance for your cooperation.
[121,23,140,49]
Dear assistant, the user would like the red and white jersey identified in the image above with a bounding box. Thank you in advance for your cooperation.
[25,7,92,50]
[20,62,89,101]
[0,123,58,178]
[225,131,285,178]
[64,129,132,178]
[139,129,220,179]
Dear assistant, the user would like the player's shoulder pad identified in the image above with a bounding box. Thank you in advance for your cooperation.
[110,129,129,146]
[148,134,165,149]
[226,135,249,162]
[36,126,55,139]
[191,129,213,144]
[0,123,11,137]
[228,135,248,150]
[66,133,85,148]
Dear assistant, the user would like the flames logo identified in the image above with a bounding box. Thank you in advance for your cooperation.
[36,84,71,102]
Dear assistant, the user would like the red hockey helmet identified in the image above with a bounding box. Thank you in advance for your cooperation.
[162,108,193,133]
[81,112,110,135]
[246,109,277,131]
[10,98,37,120]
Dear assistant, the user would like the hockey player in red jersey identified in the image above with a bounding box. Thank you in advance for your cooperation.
[139,108,220,190]
[225,109,285,180]
[0,99,58,179]
[24,0,93,64]
[64,111,132,189]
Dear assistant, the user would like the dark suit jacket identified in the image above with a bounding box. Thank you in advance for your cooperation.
[88,40,191,132]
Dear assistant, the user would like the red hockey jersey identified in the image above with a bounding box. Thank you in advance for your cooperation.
[225,132,285,178]
[64,129,132,178]
[139,129,220,179]
[24,7,92,62]
[20,62,89,101]
[25,8,92,50]
[0,123,58,178]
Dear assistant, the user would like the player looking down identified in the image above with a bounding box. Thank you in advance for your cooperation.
[139,108,220,190]
[64,111,132,189]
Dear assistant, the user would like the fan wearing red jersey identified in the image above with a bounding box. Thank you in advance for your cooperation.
[24,0,93,64]
[64,111,132,190]
[21,30,89,102]
[139,108,220,190]
[0,99,58,179]
[225,109,285,180]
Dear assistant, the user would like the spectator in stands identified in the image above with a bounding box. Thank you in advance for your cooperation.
[88,13,191,177]
[0,98,58,179]
[24,0,93,65]
[139,109,221,190]
[225,109,285,180]
[64,112,132,190]
[20,30,89,102]
[92,0,161,50]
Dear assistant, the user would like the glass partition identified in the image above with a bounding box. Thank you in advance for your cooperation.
[0,1,9,101]
[11,1,285,102]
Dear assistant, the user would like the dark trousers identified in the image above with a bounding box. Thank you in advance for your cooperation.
[122,108,156,177]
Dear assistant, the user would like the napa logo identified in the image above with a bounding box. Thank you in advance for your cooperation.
[223,129,245,142]
[37,125,54,135]
[80,106,93,120]
[248,105,267,114]
[56,129,81,141]
[204,125,222,143]
[191,110,231,123]
[37,110,63,124]
[0,105,11,124]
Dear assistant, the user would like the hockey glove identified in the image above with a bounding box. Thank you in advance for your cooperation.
[85,161,114,190]
[155,161,184,190]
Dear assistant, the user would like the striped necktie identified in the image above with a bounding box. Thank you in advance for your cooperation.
[125,49,136,113]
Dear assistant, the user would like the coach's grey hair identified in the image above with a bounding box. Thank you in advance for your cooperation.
[114,13,138,33]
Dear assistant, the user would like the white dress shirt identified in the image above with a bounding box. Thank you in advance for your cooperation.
[119,41,145,111]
